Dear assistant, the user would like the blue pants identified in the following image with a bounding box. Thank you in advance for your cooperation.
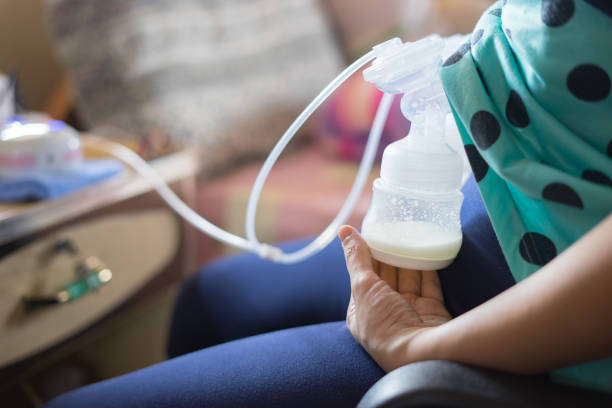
[44,176,514,408]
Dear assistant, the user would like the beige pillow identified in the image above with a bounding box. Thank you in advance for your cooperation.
[46,0,342,174]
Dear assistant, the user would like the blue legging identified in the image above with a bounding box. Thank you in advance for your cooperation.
[44,176,515,408]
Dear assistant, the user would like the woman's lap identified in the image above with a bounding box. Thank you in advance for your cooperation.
[44,175,515,407]
[45,322,383,408]
[167,234,353,357]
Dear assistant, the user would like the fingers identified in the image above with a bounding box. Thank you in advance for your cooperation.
[397,269,445,303]
[338,225,378,295]
[421,270,444,303]
[379,263,398,290]
[372,258,381,276]
[337,226,443,304]
[398,268,421,296]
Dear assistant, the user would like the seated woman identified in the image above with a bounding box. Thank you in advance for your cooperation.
[45,1,612,407]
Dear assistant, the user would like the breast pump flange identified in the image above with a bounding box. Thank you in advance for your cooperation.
[360,36,465,270]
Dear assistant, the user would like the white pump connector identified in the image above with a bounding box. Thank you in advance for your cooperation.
[363,35,463,193]
[361,36,465,270]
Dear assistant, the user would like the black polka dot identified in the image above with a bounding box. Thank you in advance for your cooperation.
[489,8,502,17]
[541,0,575,27]
[470,111,500,150]
[582,170,612,187]
[505,28,512,40]
[567,64,611,102]
[472,29,484,46]
[442,43,470,67]
[464,144,489,182]
[607,140,612,158]
[519,232,557,266]
[505,90,530,128]
[542,182,584,208]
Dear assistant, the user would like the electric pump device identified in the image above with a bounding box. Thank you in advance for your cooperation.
[0,35,466,269]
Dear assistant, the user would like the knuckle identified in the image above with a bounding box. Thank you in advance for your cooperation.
[343,242,358,262]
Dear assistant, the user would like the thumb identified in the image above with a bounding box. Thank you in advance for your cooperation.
[338,226,378,294]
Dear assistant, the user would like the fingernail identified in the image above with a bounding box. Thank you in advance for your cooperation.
[338,226,353,243]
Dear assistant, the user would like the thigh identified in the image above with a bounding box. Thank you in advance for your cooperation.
[168,237,350,357]
[45,322,384,408]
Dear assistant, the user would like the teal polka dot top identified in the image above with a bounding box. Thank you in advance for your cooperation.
[439,0,612,392]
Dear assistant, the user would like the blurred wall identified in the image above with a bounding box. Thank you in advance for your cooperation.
[0,0,495,112]
[400,0,496,39]
[325,0,494,55]
[0,0,64,111]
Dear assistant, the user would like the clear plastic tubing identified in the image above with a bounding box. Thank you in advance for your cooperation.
[245,50,394,263]
[84,136,268,254]
[86,49,393,264]
[246,91,393,263]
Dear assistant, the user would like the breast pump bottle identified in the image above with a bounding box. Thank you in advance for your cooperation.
[360,36,464,270]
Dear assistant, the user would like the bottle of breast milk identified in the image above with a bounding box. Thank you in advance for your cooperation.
[360,36,464,270]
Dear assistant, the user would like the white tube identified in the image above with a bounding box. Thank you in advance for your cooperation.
[244,50,376,247]
[86,49,393,264]
[84,137,283,260]
[246,92,394,264]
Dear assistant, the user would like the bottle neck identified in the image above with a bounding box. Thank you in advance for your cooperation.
[408,110,445,149]
[380,86,463,192]
[399,78,448,150]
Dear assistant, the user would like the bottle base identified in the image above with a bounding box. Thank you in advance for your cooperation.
[369,247,455,270]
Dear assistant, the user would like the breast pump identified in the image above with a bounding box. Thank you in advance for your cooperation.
[359,37,464,269]
[2,35,465,269]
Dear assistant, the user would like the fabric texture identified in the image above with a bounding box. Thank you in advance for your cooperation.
[44,176,516,407]
[46,0,342,175]
[0,159,123,202]
[439,0,612,392]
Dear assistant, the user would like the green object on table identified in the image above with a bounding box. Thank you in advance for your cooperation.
[23,256,112,305]
[64,274,102,300]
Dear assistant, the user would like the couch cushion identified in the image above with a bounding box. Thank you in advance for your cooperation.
[195,145,378,264]
[46,0,342,172]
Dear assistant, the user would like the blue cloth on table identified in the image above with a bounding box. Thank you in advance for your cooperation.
[0,159,123,202]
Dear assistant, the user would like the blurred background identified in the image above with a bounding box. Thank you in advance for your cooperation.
[0,0,494,406]
[1,0,493,142]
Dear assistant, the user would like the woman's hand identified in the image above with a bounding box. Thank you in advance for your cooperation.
[341,214,612,376]
[338,225,451,371]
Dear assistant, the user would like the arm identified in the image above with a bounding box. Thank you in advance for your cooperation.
[420,212,612,373]
[339,213,612,374]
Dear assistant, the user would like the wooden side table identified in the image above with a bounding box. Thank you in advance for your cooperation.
[0,143,200,405]
[0,209,179,368]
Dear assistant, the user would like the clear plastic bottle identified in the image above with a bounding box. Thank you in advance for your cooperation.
[361,36,464,270]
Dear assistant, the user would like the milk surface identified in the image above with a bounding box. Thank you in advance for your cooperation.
[363,221,462,260]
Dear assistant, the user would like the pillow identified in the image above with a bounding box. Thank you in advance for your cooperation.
[313,70,410,163]
[46,0,342,173]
